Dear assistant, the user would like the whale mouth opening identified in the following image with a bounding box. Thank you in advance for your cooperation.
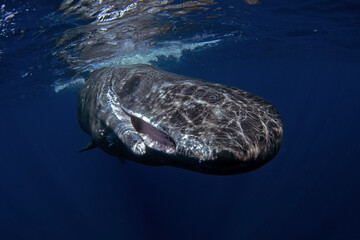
[122,108,176,154]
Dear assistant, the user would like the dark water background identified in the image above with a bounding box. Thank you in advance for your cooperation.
[1,0,360,239]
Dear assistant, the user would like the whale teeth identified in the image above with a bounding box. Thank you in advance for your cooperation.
[132,141,146,155]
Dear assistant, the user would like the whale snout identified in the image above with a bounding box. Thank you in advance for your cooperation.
[118,106,282,175]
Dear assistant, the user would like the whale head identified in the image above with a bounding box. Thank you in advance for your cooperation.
[78,64,283,175]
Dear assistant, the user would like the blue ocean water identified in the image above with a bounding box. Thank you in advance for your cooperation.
[1,0,360,239]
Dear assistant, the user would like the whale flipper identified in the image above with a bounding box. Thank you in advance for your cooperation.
[79,140,96,152]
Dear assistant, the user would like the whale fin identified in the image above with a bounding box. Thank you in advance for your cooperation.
[79,140,96,152]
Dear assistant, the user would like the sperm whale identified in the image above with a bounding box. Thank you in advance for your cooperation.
[78,64,283,174]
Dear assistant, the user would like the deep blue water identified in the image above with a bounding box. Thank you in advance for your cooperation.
[1,0,360,239]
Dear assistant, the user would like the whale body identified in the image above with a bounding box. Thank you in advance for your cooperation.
[78,64,283,174]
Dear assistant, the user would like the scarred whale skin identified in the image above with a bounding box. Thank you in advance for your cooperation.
[78,64,283,175]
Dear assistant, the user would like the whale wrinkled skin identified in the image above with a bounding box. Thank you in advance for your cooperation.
[78,64,283,174]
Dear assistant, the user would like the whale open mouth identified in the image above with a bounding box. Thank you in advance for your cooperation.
[122,108,177,154]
